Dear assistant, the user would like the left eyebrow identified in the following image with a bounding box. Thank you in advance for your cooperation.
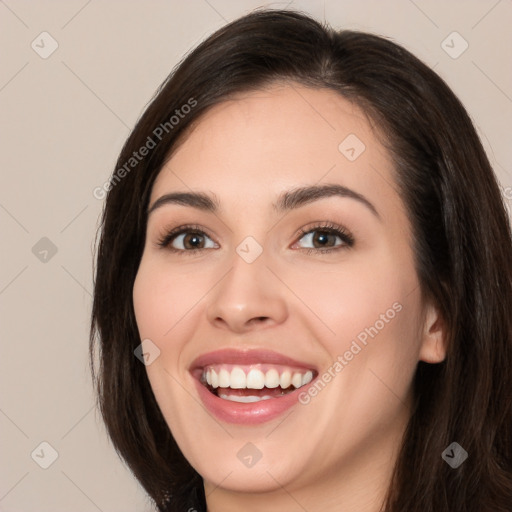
[273,183,380,219]
[147,183,380,220]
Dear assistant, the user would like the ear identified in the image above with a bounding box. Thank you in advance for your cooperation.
[418,301,447,364]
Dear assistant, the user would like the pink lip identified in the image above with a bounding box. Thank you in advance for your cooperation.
[190,348,317,372]
[189,348,317,425]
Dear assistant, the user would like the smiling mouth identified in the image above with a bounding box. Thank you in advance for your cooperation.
[199,364,316,403]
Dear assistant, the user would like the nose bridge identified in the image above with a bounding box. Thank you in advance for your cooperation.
[206,237,288,331]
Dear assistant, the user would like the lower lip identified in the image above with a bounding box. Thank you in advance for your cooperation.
[193,376,307,425]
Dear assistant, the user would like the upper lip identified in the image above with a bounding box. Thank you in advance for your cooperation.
[189,348,317,372]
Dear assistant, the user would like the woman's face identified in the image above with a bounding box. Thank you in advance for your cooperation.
[133,83,444,502]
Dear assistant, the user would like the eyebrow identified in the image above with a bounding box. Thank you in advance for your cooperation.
[147,183,380,219]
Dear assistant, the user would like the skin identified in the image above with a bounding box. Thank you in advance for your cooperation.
[132,82,446,512]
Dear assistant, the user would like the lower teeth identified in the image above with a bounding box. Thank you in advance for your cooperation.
[217,393,275,403]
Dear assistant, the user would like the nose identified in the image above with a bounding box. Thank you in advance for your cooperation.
[205,249,288,334]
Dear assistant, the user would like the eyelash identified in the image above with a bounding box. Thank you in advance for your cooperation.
[155,222,355,256]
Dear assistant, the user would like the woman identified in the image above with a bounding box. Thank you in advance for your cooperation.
[89,9,512,512]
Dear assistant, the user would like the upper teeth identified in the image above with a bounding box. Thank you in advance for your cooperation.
[202,366,314,390]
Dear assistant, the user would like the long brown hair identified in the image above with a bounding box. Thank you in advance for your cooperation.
[89,9,512,511]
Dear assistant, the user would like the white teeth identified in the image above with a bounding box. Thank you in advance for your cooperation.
[246,369,265,389]
[210,368,219,388]
[302,371,313,386]
[291,372,303,388]
[230,367,246,389]
[203,366,314,390]
[280,370,291,389]
[218,368,230,388]
[264,369,280,388]
[218,393,274,403]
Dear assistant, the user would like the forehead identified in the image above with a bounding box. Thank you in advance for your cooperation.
[151,83,397,213]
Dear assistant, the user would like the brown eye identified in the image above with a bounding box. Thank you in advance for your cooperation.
[305,230,340,249]
[179,232,208,250]
[157,225,217,254]
[294,223,355,254]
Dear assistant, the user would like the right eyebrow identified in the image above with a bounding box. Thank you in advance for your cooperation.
[147,191,220,216]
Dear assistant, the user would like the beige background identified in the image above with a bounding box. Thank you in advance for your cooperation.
[1,1,510,511]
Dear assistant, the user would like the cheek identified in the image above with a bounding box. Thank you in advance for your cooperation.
[132,260,201,421]
[287,253,419,350]
[298,267,422,439]
[292,252,424,411]
[132,259,202,341]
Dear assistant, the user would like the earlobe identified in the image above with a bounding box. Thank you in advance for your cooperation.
[419,303,447,364]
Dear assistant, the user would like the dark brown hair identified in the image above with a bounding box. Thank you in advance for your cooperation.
[89,9,512,511]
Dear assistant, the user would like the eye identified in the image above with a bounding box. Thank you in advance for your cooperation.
[156,224,217,254]
[156,221,354,256]
[292,222,355,255]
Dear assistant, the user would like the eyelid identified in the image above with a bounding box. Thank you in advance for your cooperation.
[154,223,217,250]
[292,221,354,244]
[155,221,355,255]
[291,221,355,253]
